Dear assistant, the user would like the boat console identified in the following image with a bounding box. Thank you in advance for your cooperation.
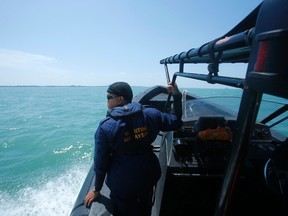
[171,117,232,174]
[153,114,282,216]
[172,117,277,170]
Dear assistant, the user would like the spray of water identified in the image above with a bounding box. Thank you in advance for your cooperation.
[0,163,89,216]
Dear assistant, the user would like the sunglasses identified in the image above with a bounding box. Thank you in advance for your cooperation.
[107,94,119,100]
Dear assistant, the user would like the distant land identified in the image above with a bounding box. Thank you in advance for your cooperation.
[0,85,102,87]
[0,85,150,88]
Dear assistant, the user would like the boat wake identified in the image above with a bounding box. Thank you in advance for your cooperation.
[0,163,89,216]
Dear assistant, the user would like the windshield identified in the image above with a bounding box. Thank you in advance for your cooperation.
[259,94,288,137]
[183,97,238,119]
[183,93,288,137]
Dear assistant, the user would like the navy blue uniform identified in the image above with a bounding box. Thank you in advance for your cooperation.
[93,98,182,215]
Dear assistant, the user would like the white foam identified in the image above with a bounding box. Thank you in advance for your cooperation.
[0,163,89,216]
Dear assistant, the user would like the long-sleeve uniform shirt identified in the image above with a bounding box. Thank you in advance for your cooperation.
[93,93,183,199]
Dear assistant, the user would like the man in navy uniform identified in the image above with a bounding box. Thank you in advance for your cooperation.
[85,81,183,216]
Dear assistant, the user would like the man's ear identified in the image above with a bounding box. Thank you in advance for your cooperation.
[117,96,125,104]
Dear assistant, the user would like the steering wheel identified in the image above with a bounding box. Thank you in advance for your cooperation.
[264,159,288,195]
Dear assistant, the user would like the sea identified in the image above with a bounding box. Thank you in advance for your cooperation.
[0,86,287,216]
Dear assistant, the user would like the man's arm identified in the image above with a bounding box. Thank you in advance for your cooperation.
[167,83,182,119]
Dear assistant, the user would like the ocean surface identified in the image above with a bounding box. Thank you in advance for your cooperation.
[0,86,287,216]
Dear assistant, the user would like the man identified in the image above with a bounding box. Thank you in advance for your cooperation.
[84,81,183,216]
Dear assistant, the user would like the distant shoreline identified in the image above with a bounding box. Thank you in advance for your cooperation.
[0,85,151,88]
[0,85,236,90]
[0,85,100,87]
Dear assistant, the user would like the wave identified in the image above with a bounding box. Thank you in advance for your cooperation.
[0,163,90,216]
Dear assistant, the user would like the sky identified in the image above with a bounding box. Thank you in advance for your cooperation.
[0,0,262,88]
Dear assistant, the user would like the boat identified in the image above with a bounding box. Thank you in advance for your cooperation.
[70,0,288,215]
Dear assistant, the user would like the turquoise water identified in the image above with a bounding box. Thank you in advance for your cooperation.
[0,86,146,215]
[0,86,287,215]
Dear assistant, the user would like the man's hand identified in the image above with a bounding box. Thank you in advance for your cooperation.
[167,82,180,95]
[84,189,100,207]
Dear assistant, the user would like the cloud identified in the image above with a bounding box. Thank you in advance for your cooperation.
[0,49,57,70]
[0,49,73,85]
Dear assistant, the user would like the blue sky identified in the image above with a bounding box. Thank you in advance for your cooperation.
[0,0,262,87]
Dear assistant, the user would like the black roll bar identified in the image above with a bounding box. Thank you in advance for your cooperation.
[160,28,254,65]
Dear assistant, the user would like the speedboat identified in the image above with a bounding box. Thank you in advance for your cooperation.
[70,1,288,215]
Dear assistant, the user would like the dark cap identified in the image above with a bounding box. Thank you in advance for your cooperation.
[107,82,133,102]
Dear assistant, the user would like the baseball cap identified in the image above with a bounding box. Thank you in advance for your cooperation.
[107,82,133,102]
